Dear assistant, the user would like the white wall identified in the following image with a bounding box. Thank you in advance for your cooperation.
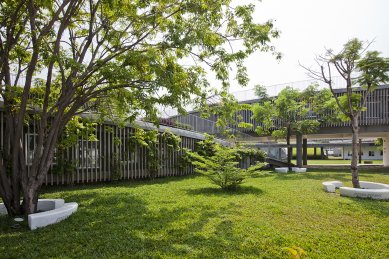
[343,145,382,160]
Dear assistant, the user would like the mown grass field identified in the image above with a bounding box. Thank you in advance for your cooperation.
[1,169,388,258]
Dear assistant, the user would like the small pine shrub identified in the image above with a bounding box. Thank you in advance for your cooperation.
[187,136,265,190]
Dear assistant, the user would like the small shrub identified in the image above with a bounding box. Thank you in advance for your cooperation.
[187,136,265,190]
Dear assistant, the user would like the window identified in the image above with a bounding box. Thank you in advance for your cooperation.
[368,151,375,157]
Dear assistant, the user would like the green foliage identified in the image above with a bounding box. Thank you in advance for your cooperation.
[254,84,269,99]
[251,85,332,137]
[188,135,265,189]
[57,117,97,151]
[195,134,217,157]
[110,153,122,181]
[325,38,389,119]
[375,138,383,151]
[128,128,181,179]
[161,129,181,151]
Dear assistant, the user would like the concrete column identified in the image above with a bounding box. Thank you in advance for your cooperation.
[302,138,308,166]
[383,137,389,167]
[296,134,303,167]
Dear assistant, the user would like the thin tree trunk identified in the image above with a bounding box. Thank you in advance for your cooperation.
[287,127,292,171]
[351,117,360,188]
[296,133,303,168]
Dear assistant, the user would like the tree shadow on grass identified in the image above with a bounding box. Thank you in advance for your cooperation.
[273,171,351,182]
[186,185,264,197]
[0,189,269,258]
[41,174,201,195]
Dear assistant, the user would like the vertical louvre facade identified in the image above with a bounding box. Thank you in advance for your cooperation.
[0,114,210,186]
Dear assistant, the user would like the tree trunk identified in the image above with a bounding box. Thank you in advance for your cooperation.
[23,184,40,214]
[287,127,292,171]
[296,133,303,168]
[302,138,308,166]
[351,117,360,188]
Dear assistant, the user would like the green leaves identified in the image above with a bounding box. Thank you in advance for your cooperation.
[187,135,265,190]
[251,85,331,138]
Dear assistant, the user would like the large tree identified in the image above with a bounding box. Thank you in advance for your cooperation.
[251,85,333,168]
[0,0,279,215]
[303,39,389,188]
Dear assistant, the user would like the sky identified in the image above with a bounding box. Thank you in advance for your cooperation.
[224,0,389,92]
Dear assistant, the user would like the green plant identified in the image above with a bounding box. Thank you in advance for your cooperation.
[187,140,265,190]
[189,145,245,189]
[110,153,122,181]
[52,156,76,185]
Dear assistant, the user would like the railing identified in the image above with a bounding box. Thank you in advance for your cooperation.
[231,76,347,103]
[169,113,254,139]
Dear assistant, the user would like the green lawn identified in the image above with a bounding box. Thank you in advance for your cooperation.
[292,159,383,165]
[1,169,389,258]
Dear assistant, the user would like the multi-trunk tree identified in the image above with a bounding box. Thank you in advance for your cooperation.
[0,0,279,216]
[303,38,389,188]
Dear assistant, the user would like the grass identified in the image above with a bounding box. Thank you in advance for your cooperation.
[1,169,388,258]
[292,159,383,165]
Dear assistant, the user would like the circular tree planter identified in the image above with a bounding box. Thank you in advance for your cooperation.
[322,181,389,200]
[339,181,389,200]
[0,199,78,230]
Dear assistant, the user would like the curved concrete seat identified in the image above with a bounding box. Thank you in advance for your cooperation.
[28,202,78,230]
[0,199,65,215]
[340,187,389,200]
[292,167,307,173]
[359,181,389,190]
[322,181,343,193]
[37,199,65,211]
[275,167,288,173]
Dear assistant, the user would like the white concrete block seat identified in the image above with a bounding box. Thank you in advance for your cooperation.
[29,202,78,230]
[359,181,389,189]
[0,199,78,230]
[291,167,307,173]
[322,181,343,193]
[275,167,288,173]
[340,181,389,200]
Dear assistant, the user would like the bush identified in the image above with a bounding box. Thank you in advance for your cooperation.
[187,136,265,190]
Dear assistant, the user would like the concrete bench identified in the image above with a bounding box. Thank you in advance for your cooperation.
[322,181,343,193]
[291,167,307,173]
[37,199,65,211]
[0,199,65,215]
[28,202,78,230]
[359,181,389,190]
[340,187,389,200]
[275,167,288,173]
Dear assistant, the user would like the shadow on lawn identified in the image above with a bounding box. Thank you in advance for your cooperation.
[272,168,389,182]
[0,190,254,258]
[273,171,351,182]
[41,174,200,195]
[186,185,264,196]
